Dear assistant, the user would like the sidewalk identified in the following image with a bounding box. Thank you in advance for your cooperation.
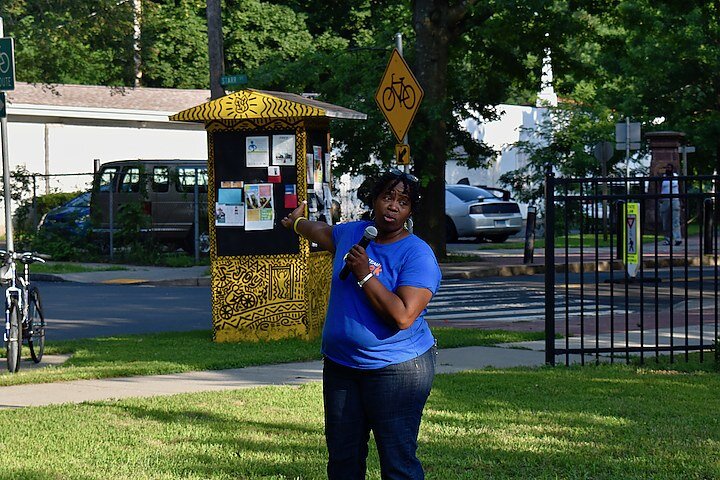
[0,346,546,408]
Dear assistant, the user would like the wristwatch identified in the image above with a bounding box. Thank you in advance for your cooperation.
[357,272,374,288]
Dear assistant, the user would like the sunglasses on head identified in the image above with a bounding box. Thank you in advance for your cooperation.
[387,167,419,185]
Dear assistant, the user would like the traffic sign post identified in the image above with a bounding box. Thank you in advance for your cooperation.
[0,37,15,91]
[0,92,6,118]
[374,48,424,143]
[0,18,13,252]
[623,202,641,278]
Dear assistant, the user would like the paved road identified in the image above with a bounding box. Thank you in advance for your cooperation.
[38,282,211,340]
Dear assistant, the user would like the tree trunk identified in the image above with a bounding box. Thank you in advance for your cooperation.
[206,0,225,99]
[412,0,455,259]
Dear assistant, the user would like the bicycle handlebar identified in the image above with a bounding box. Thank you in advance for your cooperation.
[0,250,48,264]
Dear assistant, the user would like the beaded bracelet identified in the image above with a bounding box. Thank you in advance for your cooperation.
[293,216,307,234]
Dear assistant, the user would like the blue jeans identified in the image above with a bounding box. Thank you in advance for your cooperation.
[323,346,436,480]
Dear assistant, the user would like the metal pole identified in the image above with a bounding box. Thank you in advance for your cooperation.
[109,178,114,261]
[625,117,630,194]
[395,32,413,234]
[681,146,688,176]
[0,18,13,253]
[544,165,556,365]
[194,168,199,262]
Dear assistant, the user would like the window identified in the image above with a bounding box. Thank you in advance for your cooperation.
[447,185,496,202]
[176,167,208,193]
[98,167,118,192]
[152,167,169,193]
[119,167,141,193]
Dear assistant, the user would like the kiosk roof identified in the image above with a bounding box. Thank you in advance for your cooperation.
[169,89,367,122]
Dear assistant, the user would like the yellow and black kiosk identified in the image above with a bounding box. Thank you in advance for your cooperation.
[170,89,366,342]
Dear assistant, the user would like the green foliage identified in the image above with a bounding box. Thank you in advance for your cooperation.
[14,191,79,244]
[1,0,135,85]
[141,0,210,88]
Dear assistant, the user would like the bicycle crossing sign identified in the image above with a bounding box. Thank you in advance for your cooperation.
[0,37,15,91]
[374,48,424,143]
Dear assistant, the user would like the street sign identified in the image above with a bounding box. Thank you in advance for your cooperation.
[395,143,410,165]
[0,37,15,91]
[220,74,248,88]
[615,122,641,150]
[374,48,424,143]
[623,202,640,278]
[0,92,5,118]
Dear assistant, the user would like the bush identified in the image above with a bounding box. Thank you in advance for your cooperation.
[14,191,82,245]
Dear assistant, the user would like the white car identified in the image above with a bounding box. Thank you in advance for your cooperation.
[445,184,523,242]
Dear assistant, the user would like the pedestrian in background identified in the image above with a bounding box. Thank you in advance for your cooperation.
[282,168,441,479]
[660,163,682,246]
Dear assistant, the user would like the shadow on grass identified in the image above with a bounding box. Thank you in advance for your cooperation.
[422,367,720,478]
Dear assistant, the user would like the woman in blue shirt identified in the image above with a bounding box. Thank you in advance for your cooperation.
[281,168,441,479]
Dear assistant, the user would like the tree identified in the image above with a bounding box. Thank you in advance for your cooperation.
[573,0,720,174]
[206,0,224,99]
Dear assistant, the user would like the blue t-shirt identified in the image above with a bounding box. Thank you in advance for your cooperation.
[322,220,441,369]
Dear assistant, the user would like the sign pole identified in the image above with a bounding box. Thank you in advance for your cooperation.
[395,33,409,173]
[395,32,413,233]
[0,18,12,252]
[625,117,631,194]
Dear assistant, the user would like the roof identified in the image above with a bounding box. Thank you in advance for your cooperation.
[169,89,367,122]
[6,82,211,113]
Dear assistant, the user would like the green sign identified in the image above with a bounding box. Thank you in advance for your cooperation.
[0,37,15,91]
[0,92,5,118]
[220,74,248,87]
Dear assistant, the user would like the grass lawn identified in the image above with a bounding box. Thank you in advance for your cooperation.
[0,328,546,387]
[0,361,718,479]
[31,262,129,274]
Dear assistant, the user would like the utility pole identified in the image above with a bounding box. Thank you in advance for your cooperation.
[206,0,225,99]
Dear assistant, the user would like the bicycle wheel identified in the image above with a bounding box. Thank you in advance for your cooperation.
[382,87,396,111]
[401,85,416,110]
[28,287,45,363]
[5,300,21,373]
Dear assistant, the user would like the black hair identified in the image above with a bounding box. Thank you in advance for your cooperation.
[368,171,421,212]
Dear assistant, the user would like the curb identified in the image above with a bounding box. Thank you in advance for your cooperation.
[31,255,715,285]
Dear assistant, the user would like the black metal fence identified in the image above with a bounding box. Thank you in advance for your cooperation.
[545,168,720,366]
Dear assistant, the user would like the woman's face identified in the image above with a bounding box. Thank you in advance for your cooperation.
[373,180,412,232]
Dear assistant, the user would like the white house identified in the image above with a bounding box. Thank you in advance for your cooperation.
[4,82,209,196]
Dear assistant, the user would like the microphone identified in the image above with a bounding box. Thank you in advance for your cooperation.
[339,225,378,280]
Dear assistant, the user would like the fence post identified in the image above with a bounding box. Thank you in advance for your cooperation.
[109,178,114,261]
[31,175,37,230]
[616,200,625,260]
[523,206,537,264]
[544,164,556,365]
[704,198,714,255]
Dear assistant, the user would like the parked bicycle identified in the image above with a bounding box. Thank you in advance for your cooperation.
[2,250,46,373]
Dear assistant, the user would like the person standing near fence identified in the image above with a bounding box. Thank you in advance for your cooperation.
[660,163,682,246]
[281,169,441,479]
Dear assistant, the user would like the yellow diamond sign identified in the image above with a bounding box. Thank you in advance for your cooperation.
[375,48,424,143]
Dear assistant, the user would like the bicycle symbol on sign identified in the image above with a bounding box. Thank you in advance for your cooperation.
[0,52,10,74]
[382,74,417,112]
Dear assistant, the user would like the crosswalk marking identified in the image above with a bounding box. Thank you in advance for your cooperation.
[427,280,615,323]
